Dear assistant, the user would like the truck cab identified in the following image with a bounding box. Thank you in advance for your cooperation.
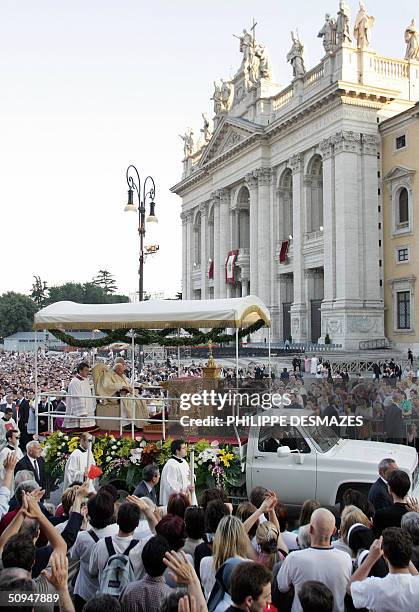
[245,409,419,513]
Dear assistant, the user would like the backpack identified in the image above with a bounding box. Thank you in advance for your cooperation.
[98,537,139,597]
[68,529,99,594]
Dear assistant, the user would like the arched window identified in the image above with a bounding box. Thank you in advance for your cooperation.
[278,168,293,240]
[398,188,409,226]
[237,186,250,249]
[194,211,201,264]
[306,155,323,233]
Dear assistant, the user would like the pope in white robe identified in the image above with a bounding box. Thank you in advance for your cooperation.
[63,433,96,493]
[64,365,96,430]
[159,441,196,506]
[93,362,148,428]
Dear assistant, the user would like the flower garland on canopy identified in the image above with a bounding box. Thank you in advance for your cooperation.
[48,319,265,348]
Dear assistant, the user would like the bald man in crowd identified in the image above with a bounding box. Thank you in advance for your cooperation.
[277,508,352,612]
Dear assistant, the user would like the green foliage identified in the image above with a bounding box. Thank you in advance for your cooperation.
[92,270,118,294]
[0,292,37,338]
[46,282,129,305]
[50,318,266,348]
[30,276,49,307]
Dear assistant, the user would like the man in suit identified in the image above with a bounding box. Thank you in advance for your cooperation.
[14,440,46,491]
[373,469,411,536]
[368,457,398,511]
[15,390,31,450]
[133,463,160,504]
[384,392,405,443]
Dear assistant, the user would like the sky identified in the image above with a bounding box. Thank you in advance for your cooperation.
[0,0,414,299]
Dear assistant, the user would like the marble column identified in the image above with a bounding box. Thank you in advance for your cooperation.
[181,212,188,299]
[289,153,308,342]
[185,213,193,300]
[362,134,382,306]
[200,205,207,299]
[246,172,259,296]
[213,195,221,298]
[319,137,335,308]
[333,131,363,307]
[218,189,230,299]
[256,168,272,308]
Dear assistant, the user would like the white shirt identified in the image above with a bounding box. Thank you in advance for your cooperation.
[88,533,151,587]
[277,547,352,612]
[282,530,299,551]
[351,573,419,612]
[63,448,96,492]
[159,456,193,506]
[69,523,118,601]
[200,556,216,600]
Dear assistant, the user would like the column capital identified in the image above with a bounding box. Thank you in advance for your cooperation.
[290,153,304,174]
[362,133,378,156]
[254,167,273,186]
[319,137,333,160]
[245,172,258,191]
[332,130,361,154]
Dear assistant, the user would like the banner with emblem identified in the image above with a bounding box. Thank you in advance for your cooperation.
[225,250,238,284]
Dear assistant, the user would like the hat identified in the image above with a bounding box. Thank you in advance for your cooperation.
[347,524,374,553]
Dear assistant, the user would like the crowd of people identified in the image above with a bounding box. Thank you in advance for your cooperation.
[0,438,419,611]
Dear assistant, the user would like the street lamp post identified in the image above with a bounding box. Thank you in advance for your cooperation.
[124,164,158,301]
[124,164,158,371]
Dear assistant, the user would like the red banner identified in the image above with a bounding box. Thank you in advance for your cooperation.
[279,240,289,264]
[208,259,214,279]
[225,250,239,284]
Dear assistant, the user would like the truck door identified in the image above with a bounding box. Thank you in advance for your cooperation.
[248,425,317,507]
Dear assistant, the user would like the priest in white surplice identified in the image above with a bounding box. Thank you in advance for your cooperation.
[64,362,96,430]
[63,432,96,492]
[159,439,196,506]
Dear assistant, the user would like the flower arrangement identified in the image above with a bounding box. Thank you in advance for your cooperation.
[43,431,74,478]
[195,440,242,490]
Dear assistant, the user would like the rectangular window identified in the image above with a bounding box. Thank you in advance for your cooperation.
[397,291,410,329]
[396,135,406,150]
[397,248,409,262]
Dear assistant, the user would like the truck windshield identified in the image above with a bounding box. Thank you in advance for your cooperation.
[303,424,340,452]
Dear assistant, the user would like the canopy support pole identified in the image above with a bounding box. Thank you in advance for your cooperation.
[235,328,239,381]
[177,328,181,377]
[35,330,38,436]
[268,326,271,383]
[131,330,135,439]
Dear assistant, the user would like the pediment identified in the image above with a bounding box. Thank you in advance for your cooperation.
[384,165,416,182]
[198,117,263,167]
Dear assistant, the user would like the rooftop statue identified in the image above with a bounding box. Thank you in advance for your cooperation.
[336,0,352,45]
[405,19,419,61]
[287,31,306,78]
[318,13,337,53]
[353,0,375,49]
[179,128,195,158]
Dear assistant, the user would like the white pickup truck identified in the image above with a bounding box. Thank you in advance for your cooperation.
[238,409,419,512]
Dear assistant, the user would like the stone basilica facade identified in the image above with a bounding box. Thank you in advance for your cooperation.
[171,2,419,349]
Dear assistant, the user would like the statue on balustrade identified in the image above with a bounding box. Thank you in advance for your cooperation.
[287,31,306,79]
[318,14,337,53]
[353,1,375,49]
[255,43,273,80]
[179,128,195,158]
[405,19,419,61]
[201,113,213,144]
[336,1,352,45]
[221,79,234,110]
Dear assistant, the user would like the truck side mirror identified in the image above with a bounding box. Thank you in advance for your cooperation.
[277,446,291,458]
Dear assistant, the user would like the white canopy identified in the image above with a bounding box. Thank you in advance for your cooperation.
[33,295,270,330]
